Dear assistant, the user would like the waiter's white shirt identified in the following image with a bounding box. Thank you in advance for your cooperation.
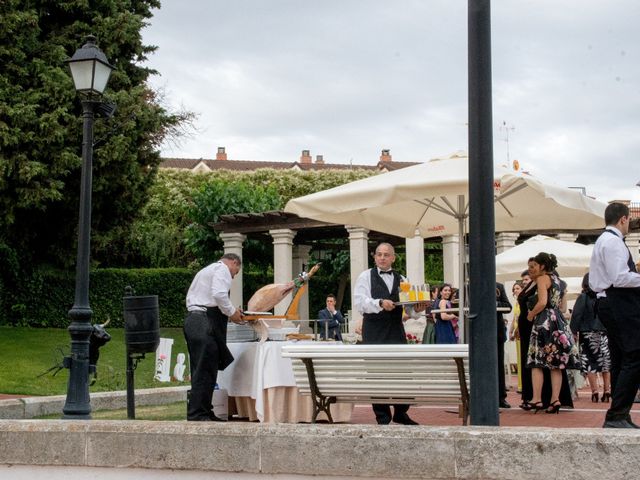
[589,226,640,298]
[186,261,236,317]
[354,268,421,318]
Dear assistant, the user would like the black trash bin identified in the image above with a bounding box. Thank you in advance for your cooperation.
[123,295,160,354]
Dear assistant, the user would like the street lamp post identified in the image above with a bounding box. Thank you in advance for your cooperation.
[62,36,114,419]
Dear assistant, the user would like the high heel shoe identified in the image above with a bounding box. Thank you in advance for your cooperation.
[591,392,599,403]
[519,401,533,411]
[602,392,611,403]
[546,400,561,414]
[529,401,545,414]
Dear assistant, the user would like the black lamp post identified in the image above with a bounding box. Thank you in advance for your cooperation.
[62,36,114,419]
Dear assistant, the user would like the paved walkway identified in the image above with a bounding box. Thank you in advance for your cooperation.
[0,394,30,400]
[4,379,638,429]
[347,378,640,428]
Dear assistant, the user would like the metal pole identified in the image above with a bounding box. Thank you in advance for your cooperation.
[126,353,136,419]
[63,100,96,419]
[468,0,499,426]
[457,195,466,342]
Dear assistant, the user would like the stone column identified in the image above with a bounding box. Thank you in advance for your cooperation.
[347,226,370,331]
[269,229,296,316]
[405,231,425,285]
[293,245,312,331]
[442,235,460,287]
[495,232,519,254]
[219,232,246,309]
[627,233,640,263]
[556,233,578,243]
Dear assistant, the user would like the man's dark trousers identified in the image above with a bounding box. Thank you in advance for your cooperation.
[598,295,640,422]
[184,308,232,421]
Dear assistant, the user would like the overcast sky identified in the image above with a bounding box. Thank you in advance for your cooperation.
[142,1,640,203]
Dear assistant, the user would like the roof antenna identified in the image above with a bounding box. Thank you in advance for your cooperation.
[499,121,515,164]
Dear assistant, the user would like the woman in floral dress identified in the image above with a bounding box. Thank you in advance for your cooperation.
[526,252,580,414]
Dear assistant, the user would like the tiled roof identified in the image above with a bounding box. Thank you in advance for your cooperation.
[160,158,420,172]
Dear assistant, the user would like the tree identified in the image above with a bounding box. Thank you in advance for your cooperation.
[0,0,192,269]
[185,179,282,266]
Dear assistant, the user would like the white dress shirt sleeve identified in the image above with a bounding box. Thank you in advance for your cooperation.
[607,239,640,288]
[354,269,383,314]
[211,265,237,317]
[590,229,640,293]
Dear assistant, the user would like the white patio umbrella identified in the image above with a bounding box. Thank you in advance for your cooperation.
[285,151,607,339]
[495,234,593,282]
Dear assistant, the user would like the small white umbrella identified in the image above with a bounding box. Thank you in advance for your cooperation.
[495,235,593,282]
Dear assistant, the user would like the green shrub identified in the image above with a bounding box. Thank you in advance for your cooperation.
[3,268,195,328]
[1,267,346,328]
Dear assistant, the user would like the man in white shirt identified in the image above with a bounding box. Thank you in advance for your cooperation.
[354,242,427,425]
[589,202,640,428]
[184,253,244,421]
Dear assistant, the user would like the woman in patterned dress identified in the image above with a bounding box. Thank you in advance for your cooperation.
[526,252,580,414]
[570,272,611,402]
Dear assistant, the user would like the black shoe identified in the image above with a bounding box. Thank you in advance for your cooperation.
[499,400,511,409]
[393,414,419,425]
[187,416,213,422]
[626,416,640,428]
[603,419,636,429]
[209,413,227,422]
[376,417,391,425]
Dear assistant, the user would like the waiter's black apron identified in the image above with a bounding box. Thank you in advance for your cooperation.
[602,230,640,353]
[362,269,406,344]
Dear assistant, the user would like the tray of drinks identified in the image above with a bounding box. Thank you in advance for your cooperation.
[394,301,429,306]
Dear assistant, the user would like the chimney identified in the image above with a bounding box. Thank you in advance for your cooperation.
[300,149,312,164]
[380,149,392,162]
[315,155,324,165]
[216,147,227,161]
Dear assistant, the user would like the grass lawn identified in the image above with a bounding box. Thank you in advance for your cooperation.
[36,401,188,420]
[0,326,190,396]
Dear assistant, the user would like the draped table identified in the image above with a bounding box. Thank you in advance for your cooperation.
[217,341,353,423]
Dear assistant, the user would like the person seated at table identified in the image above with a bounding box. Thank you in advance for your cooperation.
[317,293,345,341]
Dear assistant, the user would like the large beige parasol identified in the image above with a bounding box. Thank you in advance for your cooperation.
[285,151,606,238]
[285,151,607,339]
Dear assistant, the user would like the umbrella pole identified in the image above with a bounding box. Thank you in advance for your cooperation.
[457,195,466,343]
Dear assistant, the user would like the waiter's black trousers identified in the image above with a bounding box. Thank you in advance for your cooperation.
[598,297,640,421]
[184,311,220,421]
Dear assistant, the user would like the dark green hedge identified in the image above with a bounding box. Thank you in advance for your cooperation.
[0,268,346,328]
[3,268,196,328]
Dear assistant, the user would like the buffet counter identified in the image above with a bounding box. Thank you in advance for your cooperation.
[217,341,353,423]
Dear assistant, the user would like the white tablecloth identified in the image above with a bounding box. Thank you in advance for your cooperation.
[217,341,352,423]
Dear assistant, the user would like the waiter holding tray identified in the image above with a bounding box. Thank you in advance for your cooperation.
[354,242,427,425]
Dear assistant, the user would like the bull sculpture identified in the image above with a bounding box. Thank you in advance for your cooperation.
[40,320,112,383]
[88,319,111,378]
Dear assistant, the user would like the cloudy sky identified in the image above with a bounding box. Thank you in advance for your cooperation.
[142,0,640,203]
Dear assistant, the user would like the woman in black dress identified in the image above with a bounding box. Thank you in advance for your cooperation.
[518,266,575,410]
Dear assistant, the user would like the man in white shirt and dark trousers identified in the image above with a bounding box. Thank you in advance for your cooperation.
[354,242,427,425]
[184,253,244,421]
[589,202,640,428]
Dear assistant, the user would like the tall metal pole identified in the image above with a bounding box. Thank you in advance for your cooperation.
[468,0,499,425]
[62,99,96,419]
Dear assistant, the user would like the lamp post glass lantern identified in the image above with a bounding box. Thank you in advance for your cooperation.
[62,35,114,419]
